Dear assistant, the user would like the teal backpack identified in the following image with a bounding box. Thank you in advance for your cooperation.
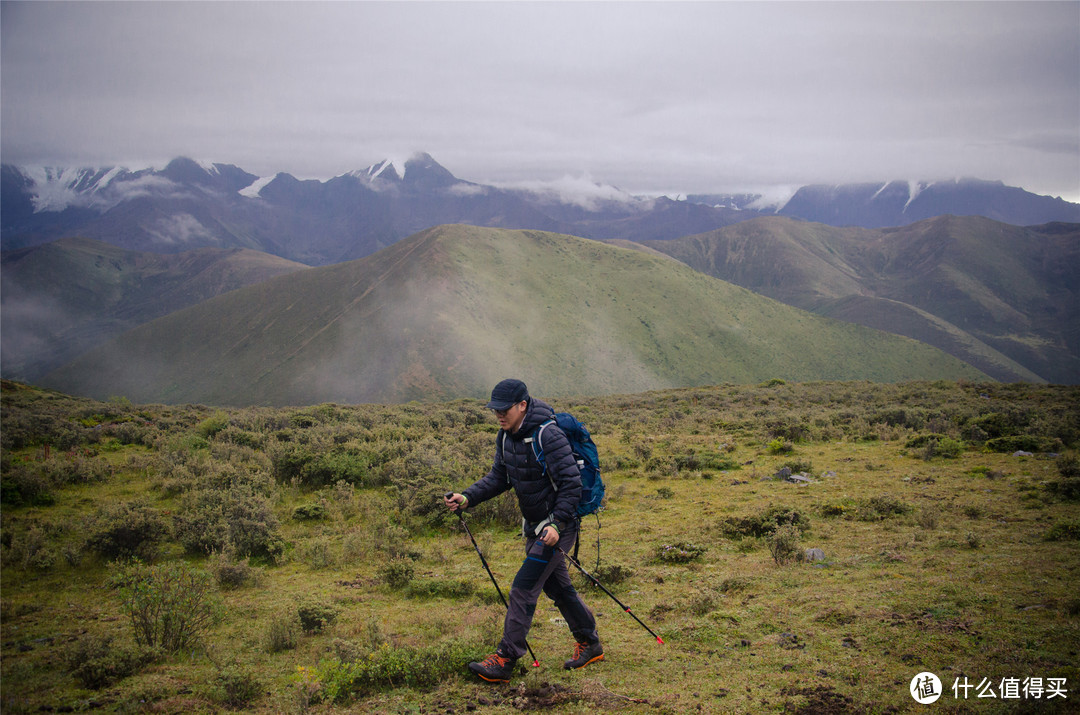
[530,412,605,517]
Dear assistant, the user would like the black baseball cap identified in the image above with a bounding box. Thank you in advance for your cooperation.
[486,378,529,410]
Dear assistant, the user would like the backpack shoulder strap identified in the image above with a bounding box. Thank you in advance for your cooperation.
[531,419,556,458]
[528,419,558,491]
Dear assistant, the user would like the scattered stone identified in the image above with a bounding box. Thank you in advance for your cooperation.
[1013,450,1034,457]
[775,466,792,479]
[804,548,826,562]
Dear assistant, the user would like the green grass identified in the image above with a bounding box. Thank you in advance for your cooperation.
[42,226,985,406]
[2,379,1078,713]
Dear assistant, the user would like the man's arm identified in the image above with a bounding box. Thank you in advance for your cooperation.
[453,432,511,511]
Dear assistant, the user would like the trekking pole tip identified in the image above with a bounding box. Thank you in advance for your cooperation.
[532,660,540,667]
[657,636,665,645]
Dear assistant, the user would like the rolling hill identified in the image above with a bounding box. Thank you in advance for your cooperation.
[41,225,986,406]
[640,215,1080,383]
[1,237,309,381]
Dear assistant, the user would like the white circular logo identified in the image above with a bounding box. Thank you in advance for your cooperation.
[910,672,942,704]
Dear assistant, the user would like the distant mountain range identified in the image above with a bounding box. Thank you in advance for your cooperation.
[39,225,986,406]
[3,154,1077,266]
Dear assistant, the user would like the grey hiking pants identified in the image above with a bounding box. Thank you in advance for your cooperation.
[498,521,599,660]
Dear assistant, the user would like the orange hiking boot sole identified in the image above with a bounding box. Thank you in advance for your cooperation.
[569,653,604,669]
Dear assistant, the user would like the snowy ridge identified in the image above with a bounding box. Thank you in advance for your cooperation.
[239,176,276,198]
[350,157,408,182]
[23,165,128,212]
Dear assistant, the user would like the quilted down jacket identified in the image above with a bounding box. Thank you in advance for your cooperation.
[462,397,582,530]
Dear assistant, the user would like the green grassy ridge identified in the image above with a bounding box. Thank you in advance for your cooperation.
[41,225,986,406]
[1,236,309,381]
[642,215,1080,383]
[1,380,1078,713]
[817,294,1045,383]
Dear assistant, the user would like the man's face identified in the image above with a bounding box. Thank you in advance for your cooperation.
[494,400,527,433]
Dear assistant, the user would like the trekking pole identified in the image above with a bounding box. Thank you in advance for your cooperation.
[557,546,665,645]
[445,493,540,668]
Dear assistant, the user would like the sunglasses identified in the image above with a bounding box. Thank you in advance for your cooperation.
[492,402,523,417]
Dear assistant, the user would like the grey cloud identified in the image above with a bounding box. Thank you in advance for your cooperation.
[2,1,1077,201]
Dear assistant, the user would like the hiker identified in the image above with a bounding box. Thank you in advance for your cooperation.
[444,378,603,682]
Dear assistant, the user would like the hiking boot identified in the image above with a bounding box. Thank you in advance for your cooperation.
[469,651,516,682]
[563,640,604,670]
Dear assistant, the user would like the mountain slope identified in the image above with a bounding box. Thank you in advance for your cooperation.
[41,225,986,406]
[643,216,1079,382]
[1,237,308,381]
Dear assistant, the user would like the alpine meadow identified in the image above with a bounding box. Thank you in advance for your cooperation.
[1,380,1077,713]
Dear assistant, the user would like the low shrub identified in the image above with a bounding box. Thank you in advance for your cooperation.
[209,662,263,709]
[853,495,912,521]
[196,412,230,439]
[110,560,223,653]
[406,578,476,599]
[297,601,339,633]
[768,523,801,566]
[777,458,815,474]
[0,457,55,507]
[380,558,416,588]
[265,610,300,653]
[1045,520,1080,542]
[1059,454,1080,479]
[314,640,491,702]
[207,551,259,589]
[916,505,940,530]
[1045,455,1080,501]
[655,542,707,563]
[766,438,794,455]
[818,500,854,518]
[174,484,283,560]
[907,434,965,459]
[592,562,634,585]
[673,453,741,472]
[86,500,170,561]
[718,505,811,538]
[64,631,156,689]
[985,435,1043,453]
[293,502,327,521]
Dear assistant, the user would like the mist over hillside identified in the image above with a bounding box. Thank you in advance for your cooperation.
[41,225,986,406]
[0,238,308,381]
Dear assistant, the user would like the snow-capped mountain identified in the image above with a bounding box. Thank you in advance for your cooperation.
[3,153,1077,266]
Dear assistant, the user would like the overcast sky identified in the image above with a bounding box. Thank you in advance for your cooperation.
[2,1,1078,201]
